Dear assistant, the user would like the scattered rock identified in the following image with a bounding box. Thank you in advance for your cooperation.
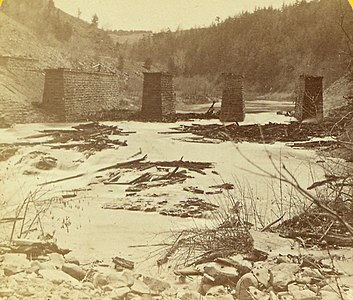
[248,286,270,299]
[83,282,95,290]
[289,289,317,300]
[126,293,143,300]
[235,272,259,300]
[93,272,109,288]
[301,268,324,280]
[107,273,131,288]
[3,253,31,270]
[270,263,300,291]
[269,291,279,300]
[28,260,41,273]
[0,288,15,297]
[179,291,204,300]
[4,265,21,276]
[276,292,294,299]
[131,279,151,295]
[66,257,80,266]
[252,265,270,287]
[62,263,86,281]
[205,285,228,297]
[320,290,342,300]
[143,276,171,294]
[121,269,135,286]
[110,287,131,300]
[203,263,239,286]
[47,253,65,268]
[39,269,79,285]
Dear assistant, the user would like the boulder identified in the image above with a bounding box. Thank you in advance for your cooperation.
[0,288,15,297]
[143,276,171,294]
[131,279,151,295]
[62,263,86,281]
[270,263,300,292]
[235,273,259,300]
[269,291,279,300]
[28,261,41,273]
[83,282,95,290]
[110,287,130,300]
[179,291,204,300]
[3,253,30,274]
[289,289,317,300]
[217,255,252,275]
[276,292,294,300]
[126,293,143,300]
[203,263,239,286]
[205,285,228,297]
[16,286,36,297]
[204,285,233,299]
[107,273,130,288]
[301,268,324,279]
[271,263,300,275]
[248,287,270,300]
[288,283,301,294]
[66,257,80,266]
[121,269,135,286]
[205,295,233,300]
[47,253,65,268]
[252,265,270,287]
[320,290,341,300]
[38,269,79,285]
[271,270,296,292]
[93,273,109,288]
[39,261,58,270]
[4,265,21,276]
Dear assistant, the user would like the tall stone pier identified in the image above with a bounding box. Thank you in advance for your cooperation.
[295,75,323,121]
[220,73,245,122]
[141,72,176,120]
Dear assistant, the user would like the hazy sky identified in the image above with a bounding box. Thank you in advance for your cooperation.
[54,0,297,31]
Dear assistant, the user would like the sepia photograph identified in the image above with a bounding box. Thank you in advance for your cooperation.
[0,0,352,299]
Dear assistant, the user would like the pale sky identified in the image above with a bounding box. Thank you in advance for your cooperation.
[54,0,297,32]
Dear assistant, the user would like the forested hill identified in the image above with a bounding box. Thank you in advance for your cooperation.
[130,0,353,94]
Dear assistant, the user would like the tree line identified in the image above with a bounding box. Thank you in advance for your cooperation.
[129,0,353,94]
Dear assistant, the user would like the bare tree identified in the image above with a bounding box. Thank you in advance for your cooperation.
[338,0,353,74]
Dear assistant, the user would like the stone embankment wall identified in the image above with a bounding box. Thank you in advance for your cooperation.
[42,69,124,122]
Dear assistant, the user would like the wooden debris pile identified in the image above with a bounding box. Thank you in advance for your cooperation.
[276,210,353,247]
[158,219,254,268]
[275,174,353,247]
[0,239,71,258]
[165,121,345,144]
[23,122,132,154]
[101,156,219,218]
[102,156,213,192]
[103,197,219,218]
[160,198,219,218]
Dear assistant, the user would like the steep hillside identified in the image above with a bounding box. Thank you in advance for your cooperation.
[324,73,353,118]
[1,0,118,67]
[0,0,145,123]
